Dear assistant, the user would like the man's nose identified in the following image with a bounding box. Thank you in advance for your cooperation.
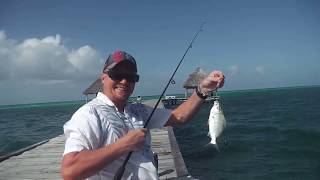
[119,78,130,84]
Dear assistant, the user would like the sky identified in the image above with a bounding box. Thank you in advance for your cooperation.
[0,0,319,105]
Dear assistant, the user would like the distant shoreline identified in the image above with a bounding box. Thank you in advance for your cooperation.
[221,84,320,93]
[1,84,319,108]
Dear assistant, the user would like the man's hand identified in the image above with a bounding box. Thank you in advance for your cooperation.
[199,71,225,95]
[121,128,147,151]
[61,128,147,180]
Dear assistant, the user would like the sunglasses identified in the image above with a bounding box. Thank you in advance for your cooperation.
[106,71,139,83]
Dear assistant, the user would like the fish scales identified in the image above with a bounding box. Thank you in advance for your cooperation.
[208,98,226,147]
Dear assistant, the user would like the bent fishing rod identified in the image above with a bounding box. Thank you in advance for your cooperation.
[113,22,206,180]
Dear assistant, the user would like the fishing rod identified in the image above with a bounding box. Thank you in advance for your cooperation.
[113,22,206,180]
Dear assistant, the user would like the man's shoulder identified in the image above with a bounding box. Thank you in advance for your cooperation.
[73,98,106,116]
[66,98,106,127]
[126,102,149,118]
[127,102,150,112]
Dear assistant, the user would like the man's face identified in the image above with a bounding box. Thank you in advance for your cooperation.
[102,63,136,104]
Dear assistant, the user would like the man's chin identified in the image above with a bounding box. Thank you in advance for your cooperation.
[115,93,130,101]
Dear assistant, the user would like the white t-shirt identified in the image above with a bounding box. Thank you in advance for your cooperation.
[63,92,172,180]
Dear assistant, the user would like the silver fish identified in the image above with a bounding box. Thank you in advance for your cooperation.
[208,98,226,150]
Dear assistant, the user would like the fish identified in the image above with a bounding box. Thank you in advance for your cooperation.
[207,98,227,151]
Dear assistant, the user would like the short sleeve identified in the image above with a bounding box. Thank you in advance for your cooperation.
[143,105,172,129]
[63,105,102,155]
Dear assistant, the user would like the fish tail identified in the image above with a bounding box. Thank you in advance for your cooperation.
[210,138,216,144]
[214,144,220,152]
[209,139,220,152]
[205,142,220,152]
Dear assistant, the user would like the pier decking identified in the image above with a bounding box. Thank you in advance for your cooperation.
[151,127,194,180]
[0,100,194,179]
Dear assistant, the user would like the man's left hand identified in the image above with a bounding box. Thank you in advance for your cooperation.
[199,71,225,94]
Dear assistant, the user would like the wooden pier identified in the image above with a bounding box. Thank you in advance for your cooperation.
[0,100,195,180]
[0,135,64,179]
[151,127,194,180]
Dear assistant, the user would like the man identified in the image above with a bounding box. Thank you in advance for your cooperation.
[61,50,225,180]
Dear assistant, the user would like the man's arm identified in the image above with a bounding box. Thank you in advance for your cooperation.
[166,91,204,126]
[61,129,146,180]
[166,71,225,126]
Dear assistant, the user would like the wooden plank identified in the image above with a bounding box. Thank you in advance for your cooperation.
[150,127,195,180]
[168,127,190,177]
[0,139,49,162]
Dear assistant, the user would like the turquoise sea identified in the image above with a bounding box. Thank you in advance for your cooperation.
[1,86,320,179]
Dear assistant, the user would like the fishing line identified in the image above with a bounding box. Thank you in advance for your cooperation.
[113,22,206,180]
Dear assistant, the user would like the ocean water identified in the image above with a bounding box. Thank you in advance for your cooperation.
[1,86,320,179]
[0,101,85,156]
[174,86,320,180]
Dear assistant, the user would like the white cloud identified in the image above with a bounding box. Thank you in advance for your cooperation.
[0,31,103,83]
[0,31,7,40]
[0,31,16,80]
[255,66,265,75]
[68,45,102,74]
[228,65,239,76]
